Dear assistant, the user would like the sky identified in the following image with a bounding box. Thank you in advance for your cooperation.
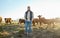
[0,0,60,20]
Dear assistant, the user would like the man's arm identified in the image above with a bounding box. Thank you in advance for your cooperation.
[32,11,34,20]
[24,12,26,20]
[24,12,27,20]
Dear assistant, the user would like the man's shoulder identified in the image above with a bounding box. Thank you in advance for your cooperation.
[25,11,28,14]
[25,11,33,13]
[30,11,33,13]
[25,11,28,13]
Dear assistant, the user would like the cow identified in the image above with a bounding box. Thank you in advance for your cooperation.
[32,18,39,26]
[38,15,55,28]
[19,18,39,26]
[0,17,2,23]
[19,19,25,24]
[4,18,11,24]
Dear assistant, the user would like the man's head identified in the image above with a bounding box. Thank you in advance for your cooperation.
[27,6,30,11]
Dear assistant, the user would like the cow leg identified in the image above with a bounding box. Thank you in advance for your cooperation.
[49,22,55,28]
[37,22,38,25]
[6,21,7,24]
[33,23,35,26]
[32,22,35,26]
[45,23,50,30]
[0,22,1,24]
[19,22,21,25]
[39,22,42,28]
[40,22,41,26]
[52,22,55,28]
[10,22,11,24]
[46,24,48,29]
[32,21,35,26]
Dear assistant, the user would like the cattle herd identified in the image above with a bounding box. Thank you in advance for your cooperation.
[0,15,57,29]
[19,15,56,28]
[0,17,12,24]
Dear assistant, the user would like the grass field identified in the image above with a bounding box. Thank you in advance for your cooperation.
[0,23,60,38]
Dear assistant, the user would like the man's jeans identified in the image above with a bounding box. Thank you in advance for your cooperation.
[25,20,32,33]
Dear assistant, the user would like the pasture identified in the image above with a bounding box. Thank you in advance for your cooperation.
[0,22,60,38]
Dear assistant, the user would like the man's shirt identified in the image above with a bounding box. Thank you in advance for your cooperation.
[27,11,30,21]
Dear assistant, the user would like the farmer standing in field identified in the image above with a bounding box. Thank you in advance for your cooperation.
[24,6,34,35]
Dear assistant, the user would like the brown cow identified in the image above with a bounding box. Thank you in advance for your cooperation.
[19,18,39,26]
[32,18,39,26]
[4,18,11,24]
[19,19,25,24]
[38,15,55,28]
[0,17,2,23]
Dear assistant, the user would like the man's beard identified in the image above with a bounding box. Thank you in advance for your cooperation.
[28,10,30,11]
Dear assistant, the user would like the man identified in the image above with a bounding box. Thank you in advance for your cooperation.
[24,6,34,35]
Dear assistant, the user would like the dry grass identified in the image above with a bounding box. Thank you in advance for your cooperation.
[0,22,60,38]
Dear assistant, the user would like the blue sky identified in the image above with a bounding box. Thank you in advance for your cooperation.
[0,0,28,19]
[0,0,60,20]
